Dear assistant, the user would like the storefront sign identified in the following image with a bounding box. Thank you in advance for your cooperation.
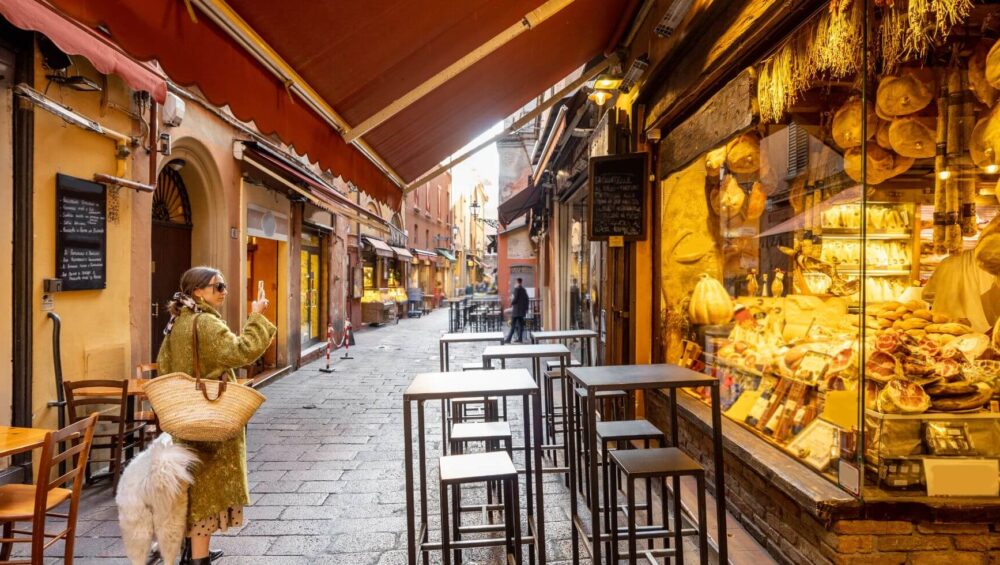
[55,174,106,290]
[589,152,648,241]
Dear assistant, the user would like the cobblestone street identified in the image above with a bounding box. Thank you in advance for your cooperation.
[62,308,771,564]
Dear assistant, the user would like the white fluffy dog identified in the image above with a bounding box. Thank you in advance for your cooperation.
[116,434,199,565]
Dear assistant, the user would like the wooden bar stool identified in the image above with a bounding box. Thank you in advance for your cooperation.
[597,419,666,559]
[609,447,708,565]
[439,452,522,565]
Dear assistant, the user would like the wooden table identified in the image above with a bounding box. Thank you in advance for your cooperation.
[0,426,51,458]
[403,369,546,565]
[566,364,726,565]
[530,329,598,366]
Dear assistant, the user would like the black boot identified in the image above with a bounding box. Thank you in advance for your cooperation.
[180,539,223,563]
[189,558,212,565]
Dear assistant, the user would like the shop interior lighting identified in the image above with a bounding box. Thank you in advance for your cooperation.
[619,55,649,93]
[984,149,998,174]
[937,169,952,181]
[654,0,695,38]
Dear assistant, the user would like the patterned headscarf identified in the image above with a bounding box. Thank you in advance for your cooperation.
[163,292,202,335]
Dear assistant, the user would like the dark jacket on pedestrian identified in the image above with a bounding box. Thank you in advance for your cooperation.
[511,285,529,318]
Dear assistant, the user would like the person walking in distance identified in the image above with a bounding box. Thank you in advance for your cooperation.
[506,277,530,343]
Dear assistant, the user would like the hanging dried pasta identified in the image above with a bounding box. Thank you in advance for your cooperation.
[880,0,974,71]
[758,0,864,123]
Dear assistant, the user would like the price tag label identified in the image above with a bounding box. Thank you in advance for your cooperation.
[609,235,624,248]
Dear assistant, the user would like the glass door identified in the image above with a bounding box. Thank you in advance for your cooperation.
[300,233,324,346]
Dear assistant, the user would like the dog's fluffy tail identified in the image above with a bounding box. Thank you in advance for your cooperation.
[116,435,198,565]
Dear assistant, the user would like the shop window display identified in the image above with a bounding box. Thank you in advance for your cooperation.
[661,1,1000,497]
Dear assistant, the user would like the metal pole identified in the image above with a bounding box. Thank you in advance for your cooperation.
[46,312,67,477]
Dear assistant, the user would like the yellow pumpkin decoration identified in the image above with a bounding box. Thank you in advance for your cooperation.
[689,273,734,325]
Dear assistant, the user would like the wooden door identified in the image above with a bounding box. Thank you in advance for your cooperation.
[150,166,192,357]
[151,224,191,354]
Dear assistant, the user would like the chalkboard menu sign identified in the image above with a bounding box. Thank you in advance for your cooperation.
[56,174,106,290]
[588,152,648,241]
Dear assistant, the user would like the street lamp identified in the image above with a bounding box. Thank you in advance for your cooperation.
[470,198,480,221]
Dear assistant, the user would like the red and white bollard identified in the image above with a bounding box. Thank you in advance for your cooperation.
[340,319,354,360]
[319,323,335,373]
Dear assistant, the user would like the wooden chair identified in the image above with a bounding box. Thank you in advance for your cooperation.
[63,380,144,491]
[134,363,160,438]
[0,413,98,564]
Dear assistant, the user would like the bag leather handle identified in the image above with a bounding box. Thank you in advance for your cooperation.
[191,313,227,402]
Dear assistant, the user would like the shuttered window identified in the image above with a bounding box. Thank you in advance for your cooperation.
[786,122,809,179]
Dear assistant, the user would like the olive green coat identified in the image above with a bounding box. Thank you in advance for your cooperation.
[156,299,276,527]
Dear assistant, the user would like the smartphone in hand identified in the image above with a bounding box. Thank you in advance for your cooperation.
[257,280,266,302]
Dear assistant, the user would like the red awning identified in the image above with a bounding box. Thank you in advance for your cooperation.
[0,0,166,102]
[47,0,637,208]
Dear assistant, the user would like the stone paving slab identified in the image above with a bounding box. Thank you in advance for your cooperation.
[16,308,773,564]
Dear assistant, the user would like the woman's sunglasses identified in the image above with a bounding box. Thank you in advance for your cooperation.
[205,282,228,293]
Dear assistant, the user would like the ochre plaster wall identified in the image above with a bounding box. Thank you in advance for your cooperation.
[30,56,141,431]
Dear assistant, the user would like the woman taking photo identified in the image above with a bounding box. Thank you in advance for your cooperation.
[157,266,276,564]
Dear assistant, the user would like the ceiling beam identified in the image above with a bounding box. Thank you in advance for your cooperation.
[189,0,406,187]
[402,55,613,194]
[343,0,577,144]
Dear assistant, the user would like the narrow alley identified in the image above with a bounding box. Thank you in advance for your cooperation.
[63,309,770,564]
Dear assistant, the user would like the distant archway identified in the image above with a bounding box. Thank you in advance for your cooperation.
[148,137,226,354]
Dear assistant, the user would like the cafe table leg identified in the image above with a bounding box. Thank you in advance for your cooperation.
[670,389,679,448]
[418,401,429,565]
[404,399,416,565]
[711,383,728,564]
[532,391,546,565]
[560,356,569,486]
[440,342,448,454]
[566,375,579,565]
[588,388,601,564]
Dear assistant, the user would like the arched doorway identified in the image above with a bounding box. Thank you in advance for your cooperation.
[150,162,193,355]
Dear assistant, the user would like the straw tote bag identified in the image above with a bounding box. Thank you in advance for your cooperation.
[145,314,266,442]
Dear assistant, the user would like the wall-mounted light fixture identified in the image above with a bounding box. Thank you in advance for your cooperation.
[588,89,613,106]
[593,71,622,91]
